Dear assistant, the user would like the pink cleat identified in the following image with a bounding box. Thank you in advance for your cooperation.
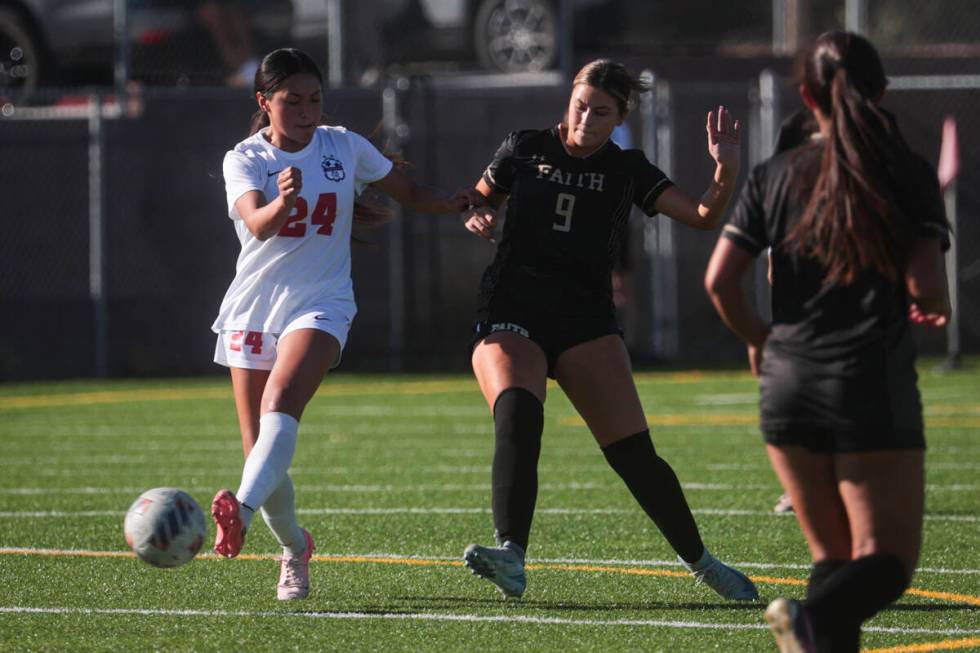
[211,489,245,558]
[277,529,315,600]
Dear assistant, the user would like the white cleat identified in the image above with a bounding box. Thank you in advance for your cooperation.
[463,542,527,599]
[681,550,759,601]
[277,529,314,601]
[773,493,795,514]
[765,598,817,653]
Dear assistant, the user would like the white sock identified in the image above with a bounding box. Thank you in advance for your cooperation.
[236,412,299,531]
[260,474,307,556]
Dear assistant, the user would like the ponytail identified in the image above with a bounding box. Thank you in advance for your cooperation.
[785,31,938,285]
[248,109,270,137]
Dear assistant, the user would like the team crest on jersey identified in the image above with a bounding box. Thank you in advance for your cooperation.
[321,155,345,182]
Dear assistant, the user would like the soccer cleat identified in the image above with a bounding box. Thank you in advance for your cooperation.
[773,493,795,514]
[681,551,759,601]
[765,598,817,653]
[277,528,314,600]
[463,541,527,598]
[210,489,245,558]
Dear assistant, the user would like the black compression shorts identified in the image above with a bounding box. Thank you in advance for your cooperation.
[759,351,926,453]
[471,300,622,379]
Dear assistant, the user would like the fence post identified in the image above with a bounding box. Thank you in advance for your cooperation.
[944,180,961,369]
[326,0,344,88]
[383,79,409,370]
[88,95,107,378]
[754,69,780,322]
[113,0,128,98]
[845,0,869,35]
[640,73,678,359]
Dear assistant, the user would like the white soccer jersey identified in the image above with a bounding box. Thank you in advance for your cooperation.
[212,126,393,334]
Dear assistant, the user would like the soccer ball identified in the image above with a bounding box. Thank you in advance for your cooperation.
[124,488,207,568]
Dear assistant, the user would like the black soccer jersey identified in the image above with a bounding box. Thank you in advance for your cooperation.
[478,127,673,318]
[723,139,950,363]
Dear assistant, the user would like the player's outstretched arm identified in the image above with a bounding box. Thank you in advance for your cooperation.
[653,106,741,230]
[372,168,478,215]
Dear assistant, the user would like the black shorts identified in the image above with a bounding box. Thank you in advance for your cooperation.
[759,350,926,453]
[471,300,622,378]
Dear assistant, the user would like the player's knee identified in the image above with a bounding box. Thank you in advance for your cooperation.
[261,385,303,418]
[493,387,544,444]
[852,535,917,580]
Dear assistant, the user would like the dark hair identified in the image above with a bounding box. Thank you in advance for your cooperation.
[785,31,939,284]
[248,48,323,136]
[246,48,393,230]
[572,59,649,115]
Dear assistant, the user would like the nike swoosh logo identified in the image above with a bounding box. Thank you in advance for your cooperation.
[268,170,282,177]
[313,315,328,320]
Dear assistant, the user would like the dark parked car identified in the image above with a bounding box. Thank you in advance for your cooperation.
[0,0,618,100]
[0,0,294,98]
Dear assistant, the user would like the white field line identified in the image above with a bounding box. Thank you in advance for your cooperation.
[0,482,779,495]
[0,506,975,523]
[3,546,979,576]
[1,606,979,636]
[708,462,980,472]
[4,481,978,495]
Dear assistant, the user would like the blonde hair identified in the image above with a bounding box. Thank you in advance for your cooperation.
[572,59,650,115]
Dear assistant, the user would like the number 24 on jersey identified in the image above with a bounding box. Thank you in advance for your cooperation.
[278,192,337,238]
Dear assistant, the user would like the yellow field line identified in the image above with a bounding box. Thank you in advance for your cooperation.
[560,414,980,428]
[906,588,980,607]
[4,547,978,605]
[864,637,980,652]
[0,380,475,411]
[0,372,745,411]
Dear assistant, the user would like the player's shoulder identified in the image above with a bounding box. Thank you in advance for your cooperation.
[613,145,651,167]
[601,143,667,178]
[225,131,274,168]
[228,130,268,155]
[756,140,821,184]
[315,124,378,153]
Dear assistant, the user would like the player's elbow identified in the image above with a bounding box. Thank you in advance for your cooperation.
[695,211,724,231]
[250,226,275,241]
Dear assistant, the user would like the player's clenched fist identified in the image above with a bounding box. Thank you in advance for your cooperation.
[278,167,302,205]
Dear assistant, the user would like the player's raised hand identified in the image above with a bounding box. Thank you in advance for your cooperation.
[707,105,741,172]
[278,167,302,206]
[463,206,498,242]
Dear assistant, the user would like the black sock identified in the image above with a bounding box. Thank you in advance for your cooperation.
[807,560,859,652]
[602,430,704,563]
[806,553,909,653]
[807,559,846,600]
[490,387,544,552]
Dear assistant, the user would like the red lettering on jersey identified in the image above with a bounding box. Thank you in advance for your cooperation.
[244,331,263,354]
[312,193,337,235]
[278,197,309,237]
[277,194,337,237]
[229,331,244,352]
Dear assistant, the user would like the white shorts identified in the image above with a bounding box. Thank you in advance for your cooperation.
[213,304,354,371]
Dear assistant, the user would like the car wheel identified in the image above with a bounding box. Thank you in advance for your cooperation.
[0,7,44,102]
[474,0,557,73]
